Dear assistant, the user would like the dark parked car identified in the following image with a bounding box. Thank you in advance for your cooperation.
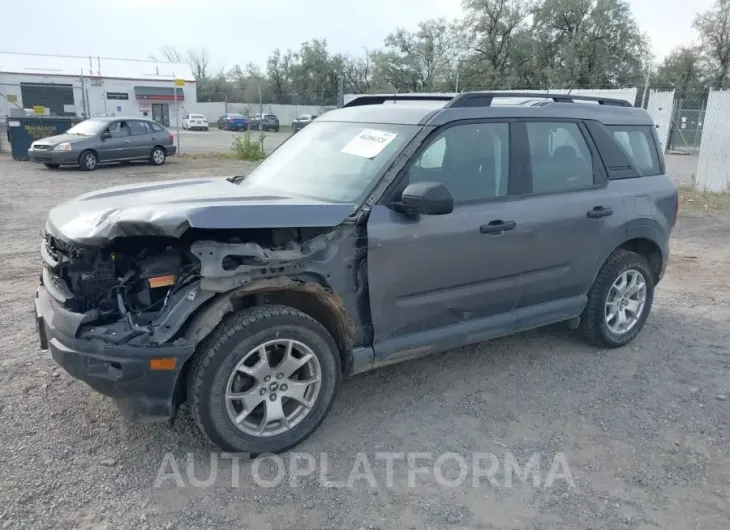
[250,113,280,132]
[217,113,248,131]
[34,92,677,455]
[27,117,175,171]
[292,114,317,133]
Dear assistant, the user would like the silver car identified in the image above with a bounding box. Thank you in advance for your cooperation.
[28,117,177,171]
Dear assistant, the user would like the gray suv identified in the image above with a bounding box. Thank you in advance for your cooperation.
[28,117,176,170]
[33,92,677,454]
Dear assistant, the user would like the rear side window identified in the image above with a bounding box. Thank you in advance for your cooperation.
[608,126,660,176]
[149,122,163,132]
[526,122,594,194]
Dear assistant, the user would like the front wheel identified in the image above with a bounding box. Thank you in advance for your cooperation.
[150,146,166,166]
[188,305,341,454]
[579,249,655,348]
[78,150,97,171]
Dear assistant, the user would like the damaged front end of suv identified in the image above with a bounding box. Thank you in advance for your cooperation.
[34,176,364,423]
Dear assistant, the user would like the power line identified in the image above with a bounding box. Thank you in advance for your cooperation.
[0,50,186,65]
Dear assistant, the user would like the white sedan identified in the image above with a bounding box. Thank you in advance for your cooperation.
[182,114,209,131]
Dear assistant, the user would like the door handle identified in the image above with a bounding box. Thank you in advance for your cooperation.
[480,220,516,234]
[586,206,614,219]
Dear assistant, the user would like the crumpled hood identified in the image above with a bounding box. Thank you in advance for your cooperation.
[46,177,355,246]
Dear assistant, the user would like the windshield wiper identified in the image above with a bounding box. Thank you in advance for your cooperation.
[227,175,246,184]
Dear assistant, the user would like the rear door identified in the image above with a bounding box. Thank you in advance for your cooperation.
[98,120,132,161]
[128,120,153,158]
[509,120,627,313]
[366,120,529,356]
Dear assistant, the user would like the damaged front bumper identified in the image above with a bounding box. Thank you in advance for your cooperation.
[34,284,195,422]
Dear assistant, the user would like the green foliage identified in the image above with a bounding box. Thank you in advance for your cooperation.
[694,0,730,89]
[152,0,730,103]
[231,130,266,161]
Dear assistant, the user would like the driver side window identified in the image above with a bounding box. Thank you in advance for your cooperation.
[108,121,129,138]
[407,122,510,204]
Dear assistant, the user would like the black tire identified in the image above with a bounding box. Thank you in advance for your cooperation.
[579,249,655,348]
[44,163,60,169]
[274,126,280,132]
[188,304,341,454]
[78,150,98,171]
[150,146,166,166]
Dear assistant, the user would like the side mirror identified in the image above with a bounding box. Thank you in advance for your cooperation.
[101,131,112,140]
[395,181,454,216]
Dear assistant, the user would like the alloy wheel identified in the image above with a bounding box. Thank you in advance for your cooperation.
[152,149,165,164]
[605,269,647,334]
[225,339,322,437]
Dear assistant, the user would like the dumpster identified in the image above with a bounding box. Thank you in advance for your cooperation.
[6,116,82,161]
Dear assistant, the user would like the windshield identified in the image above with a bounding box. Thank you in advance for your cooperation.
[65,120,108,136]
[229,114,244,119]
[299,114,311,120]
[240,121,419,203]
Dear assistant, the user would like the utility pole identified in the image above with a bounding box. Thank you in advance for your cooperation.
[257,84,264,149]
[641,66,652,109]
[337,74,344,107]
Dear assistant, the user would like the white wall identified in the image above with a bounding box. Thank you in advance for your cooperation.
[646,90,675,152]
[0,72,197,127]
[191,101,334,126]
[696,89,730,193]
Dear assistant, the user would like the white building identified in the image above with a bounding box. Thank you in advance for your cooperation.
[0,52,196,127]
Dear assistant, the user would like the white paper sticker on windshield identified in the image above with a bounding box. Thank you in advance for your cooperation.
[341,129,397,159]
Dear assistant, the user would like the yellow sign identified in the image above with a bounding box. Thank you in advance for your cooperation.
[7,94,17,103]
[33,105,45,115]
[174,79,185,87]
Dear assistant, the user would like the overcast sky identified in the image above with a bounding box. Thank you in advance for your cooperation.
[1,0,716,69]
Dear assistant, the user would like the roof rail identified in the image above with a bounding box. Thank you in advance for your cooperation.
[446,92,633,108]
[342,94,455,108]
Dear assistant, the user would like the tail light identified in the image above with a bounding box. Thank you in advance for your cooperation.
[169,133,174,142]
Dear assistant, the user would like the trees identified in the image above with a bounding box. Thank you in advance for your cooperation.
[694,0,730,89]
[147,0,727,103]
[373,18,465,92]
[655,46,707,100]
[531,0,648,89]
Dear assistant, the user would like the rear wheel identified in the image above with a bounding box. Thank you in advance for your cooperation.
[44,163,60,169]
[579,249,654,348]
[78,150,97,171]
[188,305,341,454]
[150,146,166,166]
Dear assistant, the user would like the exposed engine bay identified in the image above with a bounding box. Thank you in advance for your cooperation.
[40,227,337,346]
[45,234,197,328]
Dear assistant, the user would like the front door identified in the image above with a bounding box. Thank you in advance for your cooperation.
[152,104,169,127]
[98,120,133,161]
[366,121,527,362]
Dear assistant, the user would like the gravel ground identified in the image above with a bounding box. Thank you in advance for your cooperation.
[0,153,728,530]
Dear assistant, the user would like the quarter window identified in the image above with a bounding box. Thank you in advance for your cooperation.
[526,122,594,194]
[608,126,661,176]
[408,123,510,203]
